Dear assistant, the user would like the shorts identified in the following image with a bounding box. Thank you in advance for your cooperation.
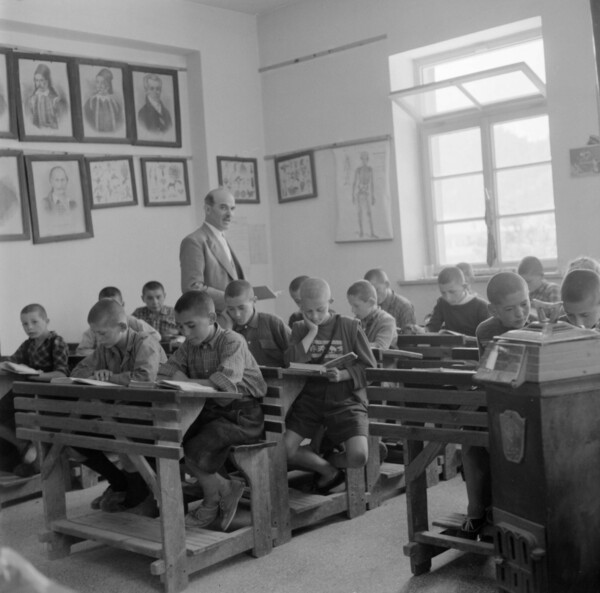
[286,379,368,445]
[183,398,264,474]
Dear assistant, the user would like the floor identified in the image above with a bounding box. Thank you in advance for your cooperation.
[0,476,499,593]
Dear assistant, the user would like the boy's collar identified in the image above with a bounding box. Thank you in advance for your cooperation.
[32,330,51,346]
[235,309,257,330]
[198,323,219,348]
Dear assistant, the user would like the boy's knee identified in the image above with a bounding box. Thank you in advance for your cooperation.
[345,449,368,468]
[283,436,298,460]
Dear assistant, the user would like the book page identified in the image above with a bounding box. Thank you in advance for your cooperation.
[71,378,118,387]
[1,362,41,375]
[157,380,218,393]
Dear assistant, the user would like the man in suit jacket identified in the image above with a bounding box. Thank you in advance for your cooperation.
[180,187,244,312]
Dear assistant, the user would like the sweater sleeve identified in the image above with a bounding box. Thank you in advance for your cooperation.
[346,320,377,390]
[426,298,444,332]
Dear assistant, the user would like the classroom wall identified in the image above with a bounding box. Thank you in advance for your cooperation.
[0,0,273,352]
[258,0,600,323]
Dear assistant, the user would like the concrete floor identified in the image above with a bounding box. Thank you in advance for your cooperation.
[1,476,499,593]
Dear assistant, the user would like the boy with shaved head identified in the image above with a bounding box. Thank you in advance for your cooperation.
[561,269,600,330]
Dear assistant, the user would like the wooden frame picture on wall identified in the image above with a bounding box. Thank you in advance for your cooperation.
[86,156,137,209]
[140,157,190,206]
[73,59,132,143]
[24,154,93,244]
[0,49,18,139]
[130,66,181,147]
[15,53,77,142]
[274,150,317,203]
[217,156,260,204]
[0,150,30,241]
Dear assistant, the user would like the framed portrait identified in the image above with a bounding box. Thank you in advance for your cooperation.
[130,66,181,147]
[0,150,30,241]
[73,59,132,143]
[274,151,317,203]
[24,154,93,244]
[15,53,76,142]
[217,156,259,204]
[85,156,137,209]
[140,158,190,207]
[0,49,17,139]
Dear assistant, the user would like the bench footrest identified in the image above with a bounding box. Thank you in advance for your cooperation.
[432,512,466,530]
[414,530,494,555]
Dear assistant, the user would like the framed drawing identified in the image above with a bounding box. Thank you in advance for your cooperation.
[130,66,181,147]
[0,150,30,241]
[0,49,17,139]
[86,156,137,209]
[217,156,259,204]
[274,151,317,203]
[73,59,132,143]
[140,158,190,206]
[24,154,93,244]
[15,53,76,142]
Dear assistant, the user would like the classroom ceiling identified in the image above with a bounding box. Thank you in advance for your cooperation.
[185,0,302,15]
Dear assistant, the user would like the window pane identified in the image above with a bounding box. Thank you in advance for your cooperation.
[462,71,540,105]
[493,116,551,168]
[496,164,554,215]
[430,128,482,177]
[436,220,487,265]
[498,213,557,261]
[433,174,485,221]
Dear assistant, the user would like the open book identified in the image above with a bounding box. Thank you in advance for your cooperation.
[71,377,118,387]
[0,361,41,376]
[287,352,358,376]
[156,380,218,393]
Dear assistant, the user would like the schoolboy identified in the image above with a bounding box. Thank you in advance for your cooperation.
[224,280,290,367]
[517,256,560,303]
[0,304,69,477]
[567,255,600,274]
[346,280,397,349]
[160,291,266,531]
[560,269,600,330]
[76,287,165,360]
[425,267,489,336]
[460,273,531,536]
[70,299,163,512]
[284,278,376,493]
[288,275,309,327]
[364,268,415,332]
[456,262,477,295]
[132,281,179,341]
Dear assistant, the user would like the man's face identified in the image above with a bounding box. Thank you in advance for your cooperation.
[563,295,600,329]
[439,281,467,305]
[146,79,162,102]
[34,73,48,92]
[175,310,215,345]
[142,289,165,313]
[205,190,236,231]
[225,295,255,327]
[21,312,49,340]
[490,290,530,330]
[50,169,68,194]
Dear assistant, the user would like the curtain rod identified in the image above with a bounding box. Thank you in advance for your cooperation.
[264,134,391,160]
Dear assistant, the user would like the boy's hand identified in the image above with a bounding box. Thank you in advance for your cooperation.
[302,313,319,334]
[326,368,350,382]
[93,369,113,381]
[404,324,426,334]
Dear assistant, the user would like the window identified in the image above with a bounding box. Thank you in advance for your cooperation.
[392,32,556,268]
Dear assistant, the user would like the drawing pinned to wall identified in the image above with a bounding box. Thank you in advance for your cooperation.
[275,151,317,203]
[140,157,190,206]
[570,144,600,176]
[333,140,393,242]
[217,156,259,204]
[86,156,137,209]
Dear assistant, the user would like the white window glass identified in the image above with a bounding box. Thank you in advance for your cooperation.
[493,116,551,168]
[436,220,488,265]
[433,174,485,221]
[430,128,482,177]
[496,165,554,215]
[498,213,557,261]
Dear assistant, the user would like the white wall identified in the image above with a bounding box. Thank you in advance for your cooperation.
[0,0,272,352]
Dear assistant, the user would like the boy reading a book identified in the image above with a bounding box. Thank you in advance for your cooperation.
[346,280,397,349]
[288,275,309,327]
[284,278,376,493]
[224,280,290,367]
[0,304,69,476]
[518,255,561,303]
[560,269,600,330]
[460,273,531,536]
[132,280,179,341]
[70,299,163,512]
[160,291,266,530]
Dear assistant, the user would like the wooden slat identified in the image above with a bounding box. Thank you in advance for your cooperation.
[259,367,283,379]
[367,405,488,427]
[15,413,182,442]
[451,347,479,361]
[367,368,476,386]
[368,423,488,447]
[396,335,465,346]
[415,531,494,555]
[264,420,284,434]
[367,387,486,407]
[16,428,182,459]
[261,403,283,416]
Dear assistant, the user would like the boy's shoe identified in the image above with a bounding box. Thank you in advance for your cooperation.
[126,495,160,518]
[13,460,40,478]
[315,469,345,495]
[186,502,219,529]
[92,488,126,511]
[219,479,245,531]
[460,515,486,538]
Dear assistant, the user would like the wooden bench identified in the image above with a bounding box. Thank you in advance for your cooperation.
[366,367,494,576]
[395,334,477,360]
[13,381,275,593]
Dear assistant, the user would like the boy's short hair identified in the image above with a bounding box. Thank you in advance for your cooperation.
[289,275,309,293]
[364,268,388,284]
[456,262,474,282]
[347,280,377,302]
[98,286,123,300]
[142,281,165,295]
[225,279,254,299]
[567,256,600,274]
[438,267,465,285]
[300,277,331,301]
[174,291,216,317]
[517,256,544,277]
[561,269,600,304]
[20,303,48,319]
[88,299,127,327]
[486,272,528,305]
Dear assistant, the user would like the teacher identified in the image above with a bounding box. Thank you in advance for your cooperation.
[180,187,244,312]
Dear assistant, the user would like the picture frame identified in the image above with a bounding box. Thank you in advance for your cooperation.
[0,150,30,241]
[85,156,137,209]
[140,157,190,207]
[24,154,94,244]
[73,59,132,143]
[217,156,260,204]
[130,66,181,147]
[0,49,17,139]
[15,52,77,142]
[274,150,317,203]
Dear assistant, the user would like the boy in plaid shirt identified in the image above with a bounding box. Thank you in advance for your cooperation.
[132,280,179,341]
[0,304,69,476]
